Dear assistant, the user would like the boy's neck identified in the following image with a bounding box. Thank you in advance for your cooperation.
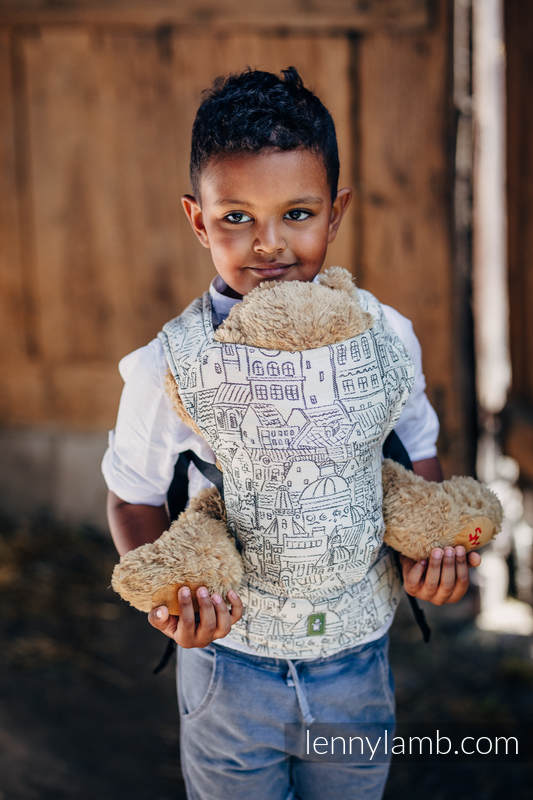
[213,275,243,300]
[213,271,322,301]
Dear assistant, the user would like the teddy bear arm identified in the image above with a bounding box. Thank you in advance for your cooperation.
[111,508,244,614]
[381,459,503,560]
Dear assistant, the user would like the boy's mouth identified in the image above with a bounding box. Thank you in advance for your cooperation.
[247,262,295,278]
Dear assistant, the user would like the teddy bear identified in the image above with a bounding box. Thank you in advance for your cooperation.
[111,267,502,618]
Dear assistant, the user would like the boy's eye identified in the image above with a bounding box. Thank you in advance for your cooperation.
[223,209,312,224]
[285,209,312,221]
[223,212,252,224]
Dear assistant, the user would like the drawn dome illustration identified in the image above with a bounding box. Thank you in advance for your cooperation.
[300,462,350,501]
[316,534,351,566]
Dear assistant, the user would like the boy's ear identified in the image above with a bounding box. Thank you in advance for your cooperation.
[327,187,352,243]
[181,194,210,248]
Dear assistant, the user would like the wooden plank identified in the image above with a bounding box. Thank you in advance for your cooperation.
[358,2,466,475]
[76,30,193,355]
[1,361,122,429]
[503,1,533,486]
[50,362,123,428]
[505,0,533,405]
[24,30,116,362]
[0,30,28,362]
[0,359,52,426]
[0,0,430,32]
[23,29,191,362]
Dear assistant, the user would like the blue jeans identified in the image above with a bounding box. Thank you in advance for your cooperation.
[176,633,395,800]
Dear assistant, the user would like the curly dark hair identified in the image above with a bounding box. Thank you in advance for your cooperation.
[190,66,339,202]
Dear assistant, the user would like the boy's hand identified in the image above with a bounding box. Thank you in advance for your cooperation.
[148,586,243,648]
[399,545,481,605]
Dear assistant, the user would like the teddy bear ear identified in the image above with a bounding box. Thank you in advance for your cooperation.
[317,266,359,301]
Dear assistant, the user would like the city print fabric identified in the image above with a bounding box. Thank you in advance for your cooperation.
[159,287,415,658]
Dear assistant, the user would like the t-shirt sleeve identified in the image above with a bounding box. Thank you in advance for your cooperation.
[381,304,440,462]
[101,338,215,505]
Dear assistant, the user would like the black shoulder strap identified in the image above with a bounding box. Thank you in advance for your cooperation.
[166,450,224,522]
[165,452,191,523]
[383,431,431,643]
[382,429,413,469]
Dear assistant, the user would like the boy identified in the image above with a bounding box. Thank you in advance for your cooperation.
[103,67,480,799]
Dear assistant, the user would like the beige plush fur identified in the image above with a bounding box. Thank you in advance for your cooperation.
[164,368,201,434]
[112,267,502,615]
[164,369,224,473]
[111,488,241,613]
[188,484,226,521]
[214,266,373,350]
[381,459,503,561]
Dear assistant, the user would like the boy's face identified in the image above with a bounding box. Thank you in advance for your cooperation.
[182,148,351,298]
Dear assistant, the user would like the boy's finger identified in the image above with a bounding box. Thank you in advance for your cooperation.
[175,587,196,640]
[446,547,470,603]
[467,550,482,567]
[148,605,168,625]
[421,549,444,595]
[454,546,469,580]
[194,587,217,637]
[148,605,179,637]
[211,594,232,638]
[437,547,457,596]
[227,590,243,622]
[403,560,426,595]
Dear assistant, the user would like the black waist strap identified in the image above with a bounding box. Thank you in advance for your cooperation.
[383,431,431,643]
[153,451,225,675]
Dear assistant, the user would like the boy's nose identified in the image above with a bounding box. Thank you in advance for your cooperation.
[252,222,287,255]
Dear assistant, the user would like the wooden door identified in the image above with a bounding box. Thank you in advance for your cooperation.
[0,1,472,476]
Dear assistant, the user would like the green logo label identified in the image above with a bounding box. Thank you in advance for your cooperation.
[307,613,326,636]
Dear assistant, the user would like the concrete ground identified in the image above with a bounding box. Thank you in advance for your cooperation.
[1,514,532,799]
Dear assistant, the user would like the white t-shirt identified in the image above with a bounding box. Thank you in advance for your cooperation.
[102,276,439,505]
